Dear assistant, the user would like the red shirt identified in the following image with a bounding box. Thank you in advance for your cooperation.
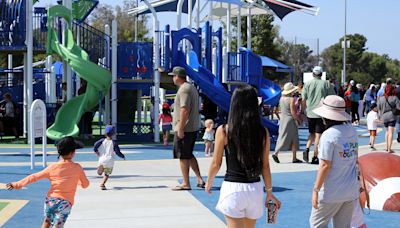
[344,90,352,107]
[158,114,172,125]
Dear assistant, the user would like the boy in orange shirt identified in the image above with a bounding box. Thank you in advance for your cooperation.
[6,136,89,228]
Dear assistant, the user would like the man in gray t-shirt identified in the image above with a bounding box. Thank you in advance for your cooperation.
[302,66,335,165]
[169,67,205,191]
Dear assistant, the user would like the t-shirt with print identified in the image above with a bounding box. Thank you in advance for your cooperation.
[173,82,200,132]
[367,111,378,130]
[318,124,359,203]
[302,77,336,118]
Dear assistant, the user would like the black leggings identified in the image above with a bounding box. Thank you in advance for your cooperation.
[351,102,359,122]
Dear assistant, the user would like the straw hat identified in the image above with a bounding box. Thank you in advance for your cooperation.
[281,82,298,95]
[312,95,351,121]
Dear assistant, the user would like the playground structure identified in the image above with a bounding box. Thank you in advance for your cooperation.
[0,0,319,143]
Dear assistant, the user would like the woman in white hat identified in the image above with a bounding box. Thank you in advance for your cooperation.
[309,95,359,228]
[272,82,302,163]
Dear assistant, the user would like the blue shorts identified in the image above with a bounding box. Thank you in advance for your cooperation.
[162,124,172,132]
[44,197,72,227]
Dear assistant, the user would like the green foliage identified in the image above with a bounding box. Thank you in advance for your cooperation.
[321,33,400,85]
[230,14,281,59]
[276,37,317,83]
[88,0,149,42]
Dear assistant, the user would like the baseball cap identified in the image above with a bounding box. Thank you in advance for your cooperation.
[350,80,355,86]
[162,103,170,109]
[168,66,186,77]
[57,136,84,156]
[105,125,115,135]
[312,66,323,75]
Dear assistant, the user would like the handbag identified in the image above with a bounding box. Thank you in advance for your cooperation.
[385,97,400,115]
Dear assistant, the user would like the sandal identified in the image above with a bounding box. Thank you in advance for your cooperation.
[172,185,191,191]
[292,159,303,163]
[272,154,280,163]
[100,184,107,190]
[197,182,206,188]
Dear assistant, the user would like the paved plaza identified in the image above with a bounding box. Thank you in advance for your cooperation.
[0,127,399,227]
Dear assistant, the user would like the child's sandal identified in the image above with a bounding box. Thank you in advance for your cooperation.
[100,184,107,190]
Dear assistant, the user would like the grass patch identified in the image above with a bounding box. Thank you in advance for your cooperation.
[0,202,9,212]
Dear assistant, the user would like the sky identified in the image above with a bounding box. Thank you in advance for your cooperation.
[39,0,400,60]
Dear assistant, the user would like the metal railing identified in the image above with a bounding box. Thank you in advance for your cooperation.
[72,21,111,69]
[227,52,245,82]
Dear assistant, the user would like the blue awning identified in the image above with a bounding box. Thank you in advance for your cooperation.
[260,56,294,73]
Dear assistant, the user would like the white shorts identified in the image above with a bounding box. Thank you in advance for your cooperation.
[216,180,264,219]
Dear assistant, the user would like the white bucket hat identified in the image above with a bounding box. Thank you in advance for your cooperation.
[282,82,298,95]
[313,95,351,121]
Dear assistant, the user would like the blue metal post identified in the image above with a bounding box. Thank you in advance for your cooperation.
[204,21,212,71]
[213,27,223,82]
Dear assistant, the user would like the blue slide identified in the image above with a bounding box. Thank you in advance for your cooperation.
[259,78,282,108]
[178,51,279,134]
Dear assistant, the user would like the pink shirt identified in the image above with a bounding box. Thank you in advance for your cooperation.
[158,114,172,125]
[12,160,89,205]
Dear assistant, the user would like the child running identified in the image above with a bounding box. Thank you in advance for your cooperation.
[202,119,215,157]
[94,125,125,190]
[366,103,380,151]
[158,103,173,146]
[6,137,89,228]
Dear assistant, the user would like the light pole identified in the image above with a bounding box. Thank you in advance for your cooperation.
[343,0,347,84]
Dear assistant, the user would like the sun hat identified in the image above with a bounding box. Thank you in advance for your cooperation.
[312,66,323,76]
[168,66,186,77]
[105,125,115,135]
[386,78,393,84]
[312,95,351,121]
[281,82,298,95]
[57,136,84,156]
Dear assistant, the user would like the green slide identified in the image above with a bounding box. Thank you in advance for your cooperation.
[46,5,112,140]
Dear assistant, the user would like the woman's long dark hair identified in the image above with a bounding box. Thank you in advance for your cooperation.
[227,84,265,176]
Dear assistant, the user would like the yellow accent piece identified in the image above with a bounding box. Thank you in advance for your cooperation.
[0,199,29,227]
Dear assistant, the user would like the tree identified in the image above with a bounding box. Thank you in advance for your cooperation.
[321,34,368,81]
[88,0,149,42]
[231,13,281,59]
[276,37,317,82]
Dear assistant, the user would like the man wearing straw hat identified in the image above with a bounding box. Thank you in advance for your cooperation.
[309,95,359,228]
[301,66,336,164]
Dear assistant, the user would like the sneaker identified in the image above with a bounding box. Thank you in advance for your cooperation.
[311,156,319,165]
[302,150,309,163]
[370,146,376,151]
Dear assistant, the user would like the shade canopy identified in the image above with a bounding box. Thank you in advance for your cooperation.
[261,56,294,73]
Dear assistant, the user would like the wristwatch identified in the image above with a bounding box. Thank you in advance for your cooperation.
[313,188,320,193]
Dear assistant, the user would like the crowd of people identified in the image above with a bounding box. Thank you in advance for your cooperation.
[7,65,397,228]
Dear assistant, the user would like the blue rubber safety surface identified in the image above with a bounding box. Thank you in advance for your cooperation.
[0,125,393,227]
[188,171,400,228]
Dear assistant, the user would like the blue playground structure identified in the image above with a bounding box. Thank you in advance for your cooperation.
[0,0,301,142]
